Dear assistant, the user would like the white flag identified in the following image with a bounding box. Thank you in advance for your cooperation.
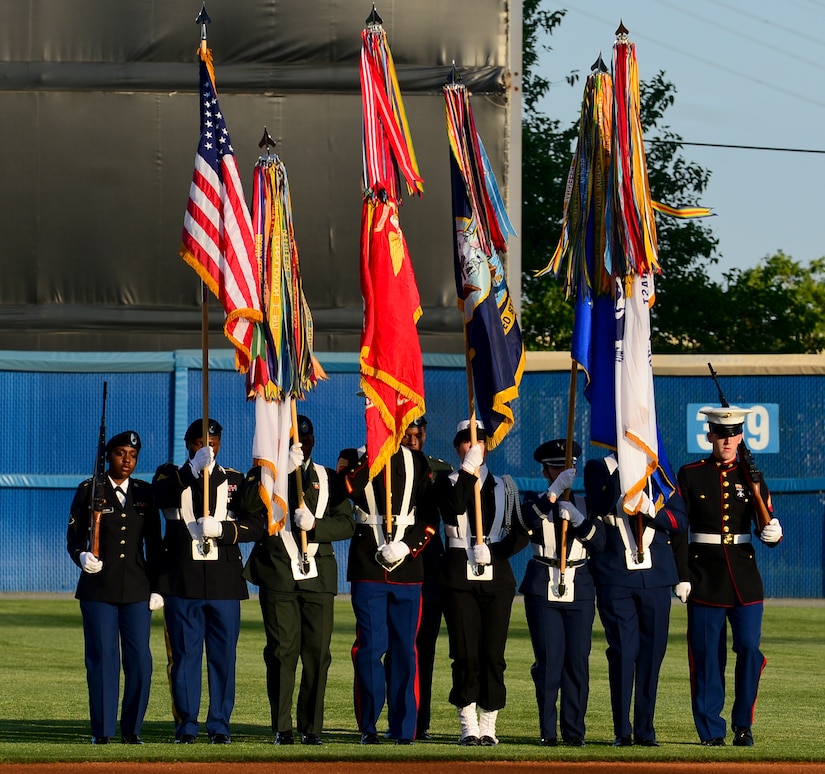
[252,397,293,534]
[614,272,659,514]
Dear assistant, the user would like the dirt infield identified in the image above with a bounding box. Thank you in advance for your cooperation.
[3,763,825,774]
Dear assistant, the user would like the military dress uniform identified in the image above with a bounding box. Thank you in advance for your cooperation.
[242,458,355,743]
[584,456,687,745]
[67,448,162,743]
[519,491,605,745]
[675,454,778,744]
[340,444,438,743]
[152,453,266,742]
[436,463,530,744]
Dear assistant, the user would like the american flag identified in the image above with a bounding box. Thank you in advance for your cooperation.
[180,48,261,373]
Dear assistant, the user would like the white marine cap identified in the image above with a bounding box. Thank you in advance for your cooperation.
[701,406,752,437]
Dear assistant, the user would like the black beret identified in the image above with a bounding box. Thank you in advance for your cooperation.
[408,415,428,428]
[296,414,314,436]
[106,430,141,454]
[184,418,222,443]
[533,438,582,466]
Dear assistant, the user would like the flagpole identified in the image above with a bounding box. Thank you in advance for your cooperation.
[290,400,311,574]
[463,338,485,576]
[557,358,578,596]
[198,5,211,528]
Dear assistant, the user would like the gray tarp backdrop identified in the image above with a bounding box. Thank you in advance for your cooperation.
[0,0,519,352]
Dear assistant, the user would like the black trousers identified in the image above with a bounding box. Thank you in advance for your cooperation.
[441,582,514,711]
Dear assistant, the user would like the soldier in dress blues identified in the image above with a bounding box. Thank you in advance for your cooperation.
[520,439,605,747]
[338,436,439,746]
[152,419,266,745]
[584,453,687,747]
[67,430,163,745]
[675,406,783,748]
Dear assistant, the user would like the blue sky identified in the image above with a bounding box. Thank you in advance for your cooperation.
[538,0,825,281]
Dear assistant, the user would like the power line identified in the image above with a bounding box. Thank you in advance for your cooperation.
[649,139,825,154]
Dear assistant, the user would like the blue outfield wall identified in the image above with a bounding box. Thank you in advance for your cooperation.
[1,350,823,597]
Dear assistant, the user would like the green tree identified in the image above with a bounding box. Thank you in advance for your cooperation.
[716,253,825,353]
[520,3,825,354]
[520,3,577,351]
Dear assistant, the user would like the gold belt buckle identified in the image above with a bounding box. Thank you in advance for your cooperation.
[722,534,733,545]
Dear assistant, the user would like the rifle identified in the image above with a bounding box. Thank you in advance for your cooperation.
[706,363,772,530]
[88,381,108,558]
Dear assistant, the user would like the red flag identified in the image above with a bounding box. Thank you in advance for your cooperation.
[180,48,261,373]
[359,198,425,479]
[358,19,425,478]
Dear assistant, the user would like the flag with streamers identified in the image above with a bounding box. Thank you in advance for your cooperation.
[359,16,426,479]
[544,27,715,514]
[247,149,326,534]
[445,79,525,449]
[180,46,261,373]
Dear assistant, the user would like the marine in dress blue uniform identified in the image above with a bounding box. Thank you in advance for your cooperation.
[584,454,687,746]
[241,415,355,745]
[674,406,783,747]
[519,439,605,747]
[67,430,163,745]
[339,441,438,745]
[152,419,266,744]
[435,421,530,747]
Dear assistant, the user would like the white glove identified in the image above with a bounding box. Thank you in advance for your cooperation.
[79,551,103,574]
[294,506,316,531]
[149,593,165,611]
[558,500,585,528]
[546,467,576,503]
[287,443,304,474]
[189,446,214,476]
[472,542,492,565]
[379,541,410,565]
[198,516,223,538]
[760,518,783,544]
[634,490,653,516]
[674,582,691,603]
[461,442,485,473]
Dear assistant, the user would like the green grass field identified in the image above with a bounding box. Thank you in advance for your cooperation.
[0,595,823,763]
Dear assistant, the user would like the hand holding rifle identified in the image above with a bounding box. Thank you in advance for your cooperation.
[87,382,108,559]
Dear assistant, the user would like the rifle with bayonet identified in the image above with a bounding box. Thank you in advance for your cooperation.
[707,363,772,530]
[88,382,108,558]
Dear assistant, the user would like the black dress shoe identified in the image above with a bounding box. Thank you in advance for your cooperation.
[175,734,196,744]
[613,735,633,747]
[459,735,479,746]
[565,737,586,747]
[122,734,143,744]
[210,733,231,745]
[360,732,380,745]
[702,737,727,746]
[417,730,433,741]
[638,738,660,747]
[732,726,754,747]
[274,730,294,745]
[301,733,322,745]
[540,737,557,747]
[396,738,414,745]
[91,736,109,745]
[479,735,498,746]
